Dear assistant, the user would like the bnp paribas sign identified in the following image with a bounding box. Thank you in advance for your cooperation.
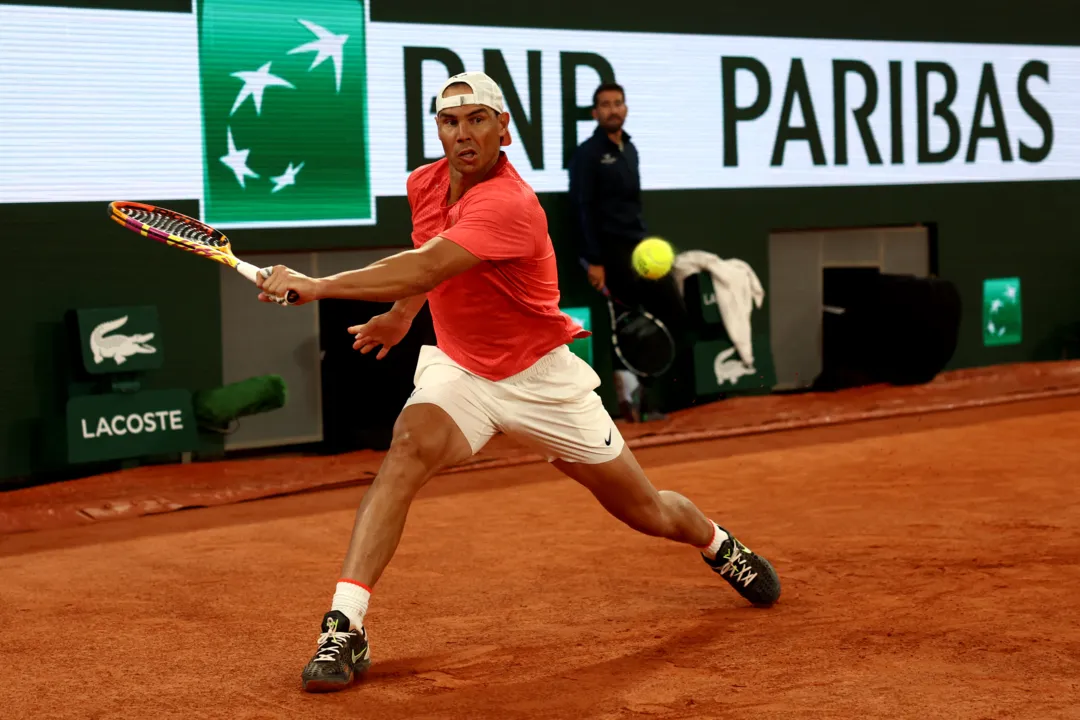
[195,0,374,229]
[9,2,1057,224]
[192,0,1077,231]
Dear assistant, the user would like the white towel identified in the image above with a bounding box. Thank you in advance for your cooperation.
[672,250,765,367]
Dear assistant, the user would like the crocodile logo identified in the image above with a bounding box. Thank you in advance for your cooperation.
[89,316,157,366]
[713,347,755,386]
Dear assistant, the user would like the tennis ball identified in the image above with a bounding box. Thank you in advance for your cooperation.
[632,237,675,280]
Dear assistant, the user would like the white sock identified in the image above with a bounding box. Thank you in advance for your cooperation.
[331,579,371,630]
[696,522,730,559]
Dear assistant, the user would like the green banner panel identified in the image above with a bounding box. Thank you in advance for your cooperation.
[983,277,1022,346]
[196,0,374,228]
[67,390,198,464]
[75,306,164,374]
[692,271,724,326]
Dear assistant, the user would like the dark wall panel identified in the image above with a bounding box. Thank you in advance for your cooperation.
[2,201,224,483]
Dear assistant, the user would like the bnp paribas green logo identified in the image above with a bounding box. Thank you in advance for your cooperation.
[195,0,374,228]
[983,277,1022,346]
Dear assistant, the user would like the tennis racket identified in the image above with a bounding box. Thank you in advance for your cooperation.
[108,201,298,305]
[581,259,676,378]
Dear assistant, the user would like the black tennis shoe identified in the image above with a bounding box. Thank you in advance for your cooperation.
[300,611,371,693]
[703,526,781,607]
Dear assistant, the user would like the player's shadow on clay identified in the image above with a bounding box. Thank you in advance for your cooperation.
[350,609,767,698]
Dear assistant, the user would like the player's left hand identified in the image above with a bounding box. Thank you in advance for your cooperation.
[257,265,318,305]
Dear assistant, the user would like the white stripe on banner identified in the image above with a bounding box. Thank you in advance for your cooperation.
[0,6,202,203]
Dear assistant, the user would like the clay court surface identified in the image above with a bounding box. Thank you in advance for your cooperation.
[2,391,1078,719]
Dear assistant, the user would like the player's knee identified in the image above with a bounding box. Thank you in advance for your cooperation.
[373,430,439,498]
[389,428,433,466]
[388,415,456,471]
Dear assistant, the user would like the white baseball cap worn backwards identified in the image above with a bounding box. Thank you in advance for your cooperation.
[435,71,513,146]
[435,71,506,114]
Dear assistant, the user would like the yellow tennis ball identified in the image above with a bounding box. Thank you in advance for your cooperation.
[632,237,675,280]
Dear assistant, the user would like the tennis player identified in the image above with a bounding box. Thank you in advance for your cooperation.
[258,71,781,693]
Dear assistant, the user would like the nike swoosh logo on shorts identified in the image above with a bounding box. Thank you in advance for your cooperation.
[605,429,612,446]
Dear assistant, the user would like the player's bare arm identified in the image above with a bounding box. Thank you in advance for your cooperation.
[256,236,482,305]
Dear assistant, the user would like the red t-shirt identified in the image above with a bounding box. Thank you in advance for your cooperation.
[407,153,587,381]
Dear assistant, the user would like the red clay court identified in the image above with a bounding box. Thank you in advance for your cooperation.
[2,362,1079,719]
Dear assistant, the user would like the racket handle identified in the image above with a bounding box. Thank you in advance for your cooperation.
[235,261,298,305]
[259,267,301,305]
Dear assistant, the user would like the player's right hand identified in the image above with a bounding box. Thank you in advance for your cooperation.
[587,264,606,291]
[348,311,412,360]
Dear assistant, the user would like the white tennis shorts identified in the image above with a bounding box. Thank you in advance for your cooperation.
[403,344,626,464]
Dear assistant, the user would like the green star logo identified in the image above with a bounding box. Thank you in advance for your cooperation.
[195,0,373,228]
[982,277,1022,346]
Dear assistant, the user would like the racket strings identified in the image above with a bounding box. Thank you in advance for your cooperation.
[126,207,223,247]
[615,314,675,376]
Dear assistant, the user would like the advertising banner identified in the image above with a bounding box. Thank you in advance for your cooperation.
[67,390,198,464]
[2,3,1077,227]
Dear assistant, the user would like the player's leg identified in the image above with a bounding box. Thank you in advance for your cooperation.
[552,443,780,608]
[552,445,712,546]
[301,350,496,692]
[338,402,474,587]
[498,347,780,608]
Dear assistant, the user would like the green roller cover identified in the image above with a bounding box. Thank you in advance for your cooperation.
[193,375,287,430]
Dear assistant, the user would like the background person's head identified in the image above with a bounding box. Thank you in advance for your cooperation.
[435,72,511,178]
[592,82,627,134]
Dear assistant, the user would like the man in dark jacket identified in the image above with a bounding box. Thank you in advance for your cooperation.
[569,82,685,421]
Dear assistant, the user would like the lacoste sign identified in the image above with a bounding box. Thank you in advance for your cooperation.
[694,340,770,395]
[713,347,757,387]
[66,389,198,464]
[89,316,156,366]
[75,307,164,375]
[79,410,187,440]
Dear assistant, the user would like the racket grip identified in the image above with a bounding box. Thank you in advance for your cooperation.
[258,267,301,305]
[235,261,296,305]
